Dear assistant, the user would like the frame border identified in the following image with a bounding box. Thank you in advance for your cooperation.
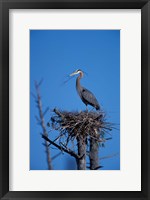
[0,0,149,199]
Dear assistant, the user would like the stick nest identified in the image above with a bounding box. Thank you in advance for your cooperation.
[49,109,112,143]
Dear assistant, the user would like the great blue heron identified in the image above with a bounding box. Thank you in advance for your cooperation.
[70,69,100,111]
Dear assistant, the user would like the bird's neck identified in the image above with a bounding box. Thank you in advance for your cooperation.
[76,72,83,93]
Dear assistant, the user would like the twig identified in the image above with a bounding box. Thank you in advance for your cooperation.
[43,107,49,116]
[100,153,119,160]
[48,133,64,146]
[51,152,62,161]
[87,165,103,170]
[53,108,64,118]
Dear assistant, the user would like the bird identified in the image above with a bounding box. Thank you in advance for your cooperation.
[70,69,100,111]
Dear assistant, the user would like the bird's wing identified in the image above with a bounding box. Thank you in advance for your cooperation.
[81,87,99,107]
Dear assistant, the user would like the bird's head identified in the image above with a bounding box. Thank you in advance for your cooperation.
[70,69,83,77]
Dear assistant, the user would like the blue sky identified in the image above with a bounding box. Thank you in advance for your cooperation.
[30,30,120,170]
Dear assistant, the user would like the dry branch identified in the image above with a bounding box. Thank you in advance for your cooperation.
[34,81,52,170]
[42,134,81,159]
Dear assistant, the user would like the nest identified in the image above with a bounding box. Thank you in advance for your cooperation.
[49,108,112,144]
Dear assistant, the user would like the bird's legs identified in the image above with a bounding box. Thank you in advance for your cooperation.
[90,107,94,112]
[86,105,88,112]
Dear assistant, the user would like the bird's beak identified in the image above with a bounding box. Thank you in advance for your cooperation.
[70,71,77,76]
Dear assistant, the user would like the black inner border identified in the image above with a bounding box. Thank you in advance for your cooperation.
[0,0,149,199]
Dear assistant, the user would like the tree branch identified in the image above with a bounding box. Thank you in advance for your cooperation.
[34,81,53,170]
[42,134,81,160]
[100,153,118,160]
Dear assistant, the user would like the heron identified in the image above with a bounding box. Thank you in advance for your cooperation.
[70,69,100,111]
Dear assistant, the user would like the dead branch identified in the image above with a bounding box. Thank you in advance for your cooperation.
[34,81,52,170]
[42,134,81,159]
[100,153,119,160]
